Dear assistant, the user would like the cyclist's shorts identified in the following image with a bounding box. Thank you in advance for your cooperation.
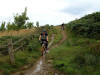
[41,39,48,47]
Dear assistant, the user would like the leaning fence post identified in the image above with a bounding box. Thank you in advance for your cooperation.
[8,39,15,64]
[32,35,34,40]
[21,42,24,51]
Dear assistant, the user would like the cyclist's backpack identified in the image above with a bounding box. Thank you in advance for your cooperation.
[41,32,48,40]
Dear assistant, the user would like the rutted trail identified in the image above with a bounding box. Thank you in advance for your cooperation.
[16,31,66,75]
[24,31,66,75]
[24,34,55,75]
[52,31,66,48]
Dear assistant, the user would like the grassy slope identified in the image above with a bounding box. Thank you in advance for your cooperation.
[0,28,35,37]
[48,26,62,45]
[0,28,40,75]
[52,26,62,45]
[47,28,100,75]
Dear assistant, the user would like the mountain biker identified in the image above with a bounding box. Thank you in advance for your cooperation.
[61,23,64,30]
[39,29,48,51]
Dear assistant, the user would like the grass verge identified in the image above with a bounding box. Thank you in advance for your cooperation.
[47,29,100,75]
[0,50,41,75]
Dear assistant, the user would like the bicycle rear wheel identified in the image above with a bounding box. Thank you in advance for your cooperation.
[41,45,46,56]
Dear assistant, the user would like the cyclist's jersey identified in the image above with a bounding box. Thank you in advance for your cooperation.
[41,32,48,40]
[62,23,64,26]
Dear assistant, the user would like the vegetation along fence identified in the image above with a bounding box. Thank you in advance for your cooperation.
[0,34,35,65]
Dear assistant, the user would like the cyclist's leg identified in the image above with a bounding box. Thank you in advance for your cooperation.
[47,41,48,49]
[41,46,43,56]
[61,25,63,30]
[63,26,64,30]
[45,41,48,52]
[41,40,44,56]
[40,40,42,46]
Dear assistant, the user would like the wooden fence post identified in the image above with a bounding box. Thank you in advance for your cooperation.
[32,35,34,40]
[8,39,15,64]
[21,42,24,51]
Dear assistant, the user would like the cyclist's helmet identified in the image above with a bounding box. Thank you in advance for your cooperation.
[42,29,46,32]
[42,29,47,35]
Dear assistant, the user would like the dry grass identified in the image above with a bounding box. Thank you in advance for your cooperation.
[55,25,62,29]
[0,28,35,37]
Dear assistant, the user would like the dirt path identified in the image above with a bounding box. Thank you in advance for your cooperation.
[23,34,55,75]
[11,30,66,75]
[52,30,66,48]
[23,30,67,75]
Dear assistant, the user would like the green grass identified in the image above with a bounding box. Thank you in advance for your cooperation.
[0,26,62,75]
[0,36,41,75]
[15,50,41,67]
[0,50,41,75]
[47,29,100,75]
[50,27,62,45]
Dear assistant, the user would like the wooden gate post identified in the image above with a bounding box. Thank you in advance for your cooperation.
[8,39,15,64]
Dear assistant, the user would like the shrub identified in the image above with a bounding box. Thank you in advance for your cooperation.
[3,70,10,75]
[89,41,100,55]
[84,53,97,65]
[27,38,40,52]
[66,12,100,39]
[66,66,76,75]
[74,54,85,67]
[73,53,97,67]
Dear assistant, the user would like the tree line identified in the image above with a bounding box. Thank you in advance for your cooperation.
[0,8,41,31]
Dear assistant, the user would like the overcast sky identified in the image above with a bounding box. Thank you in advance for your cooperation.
[0,0,100,26]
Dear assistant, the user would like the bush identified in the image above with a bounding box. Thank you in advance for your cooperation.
[0,36,21,55]
[66,66,76,75]
[66,12,100,39]
[89,41,100,55]
[3,70,10,75]
[74,54,85,67]
[84,53,97,65]
[74,53,97,67]
[27,38,40,52]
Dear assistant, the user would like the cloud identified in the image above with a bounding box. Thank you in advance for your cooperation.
[0,0,69,25]
[62,4,92,15]
[0,0,100,25]
[61,0,100,15]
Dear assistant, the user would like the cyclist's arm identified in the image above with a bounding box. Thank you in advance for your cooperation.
[47,36,48,41]
[39,35,41,40]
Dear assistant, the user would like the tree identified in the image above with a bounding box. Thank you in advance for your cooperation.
[6,22,17,30]
[36,21,39,27]
[0,21,6,31]
[26,22,34,29]
[14,7,29,30]
[6,22,11,30]
[51,25,54,29]
[45,24,50,31]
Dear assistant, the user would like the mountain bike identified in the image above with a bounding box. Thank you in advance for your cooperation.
[41,41,47,56]
[61,25,64,30]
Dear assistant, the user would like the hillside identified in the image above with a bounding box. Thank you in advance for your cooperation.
[47,12,100,75]
[0,12,100,75]
[67,12,100,39]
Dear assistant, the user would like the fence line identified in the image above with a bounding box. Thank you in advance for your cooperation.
[0,45,8,48]
[0,34,34,64]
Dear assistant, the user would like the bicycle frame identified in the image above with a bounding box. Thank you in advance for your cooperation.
[41,41,47,56]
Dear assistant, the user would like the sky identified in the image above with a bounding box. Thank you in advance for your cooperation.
[0,0,100,26]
